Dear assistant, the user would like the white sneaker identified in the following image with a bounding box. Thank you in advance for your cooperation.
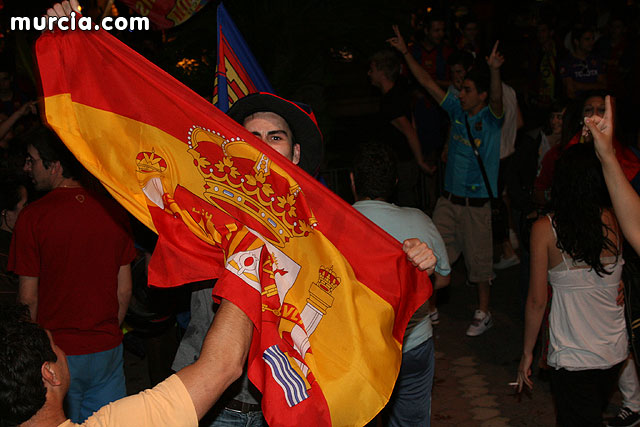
[493,254,520,270]
[466,310,493,336]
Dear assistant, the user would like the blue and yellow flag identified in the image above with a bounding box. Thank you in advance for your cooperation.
[213,3,274,113]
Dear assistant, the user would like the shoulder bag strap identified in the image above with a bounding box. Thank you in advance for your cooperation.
[464,115,495,200]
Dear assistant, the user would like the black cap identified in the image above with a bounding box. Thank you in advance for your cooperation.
[227,92,323,175]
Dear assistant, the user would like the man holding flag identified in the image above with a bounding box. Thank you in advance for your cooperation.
[174,91,437,426]
[35,1,437,425]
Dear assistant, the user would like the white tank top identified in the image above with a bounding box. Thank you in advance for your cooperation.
[547,216,628,370]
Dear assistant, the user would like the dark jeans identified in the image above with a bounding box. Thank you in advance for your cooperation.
[384,338,435,427]
[550,362,624,427]
[493,156,513,242]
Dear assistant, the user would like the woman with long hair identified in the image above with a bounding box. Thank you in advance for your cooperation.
[516,142,627,426]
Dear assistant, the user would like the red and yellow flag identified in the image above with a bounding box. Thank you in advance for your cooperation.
[36,28,431,426]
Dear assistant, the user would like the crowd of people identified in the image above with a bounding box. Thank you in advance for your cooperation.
[1,0,640,426]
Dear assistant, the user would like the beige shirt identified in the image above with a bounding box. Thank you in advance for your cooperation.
[58,374,197,427]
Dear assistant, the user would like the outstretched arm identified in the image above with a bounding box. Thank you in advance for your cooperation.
[387,25,446,104]
[176,299,253,419]
[486,41,504,117]
[391,116,434,174]
[18,276,39,321]
[585,95,640,253]
[116,264,132,325]
[516,218,549,392]
[0,101,36,140]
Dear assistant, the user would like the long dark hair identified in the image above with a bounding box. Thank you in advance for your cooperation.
[550,143,618,275]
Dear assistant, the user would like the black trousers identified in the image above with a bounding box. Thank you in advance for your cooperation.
[550,362,624,427]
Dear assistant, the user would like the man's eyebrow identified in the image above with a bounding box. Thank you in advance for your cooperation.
[266,129,289,137]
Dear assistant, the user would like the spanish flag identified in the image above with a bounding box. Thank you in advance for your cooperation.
[36,27,431,426]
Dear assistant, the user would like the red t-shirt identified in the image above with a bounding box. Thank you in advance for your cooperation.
[535,134,640,193]
[9,188,136,355]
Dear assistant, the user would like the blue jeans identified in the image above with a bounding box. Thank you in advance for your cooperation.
[65,343,126,423]
[201,407,266,427]
[384,338,434,427]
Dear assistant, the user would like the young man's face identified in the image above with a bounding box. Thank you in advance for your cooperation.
[550,108,565,135]
[463,22,478,41]
[425,21,445,45]
[576,31,595,54]
[368,62,385,89]
[24,145,53,191]
[450,63,467,90]
[458,79,486,113]
[243,112,300,165]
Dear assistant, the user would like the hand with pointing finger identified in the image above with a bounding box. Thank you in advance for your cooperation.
[584,95,615,162]
[486,40,504,70]
[387,25,409,55]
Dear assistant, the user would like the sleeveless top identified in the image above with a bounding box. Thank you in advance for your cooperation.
[547,216,628,370]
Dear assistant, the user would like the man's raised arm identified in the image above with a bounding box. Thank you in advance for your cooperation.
[586,95,640,253]
[387,25,446,104]
[486,41,504,117]
[176,299,252,419]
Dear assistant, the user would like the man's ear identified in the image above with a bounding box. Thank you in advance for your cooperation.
[41,362,61,387]
[291,144,301,166]
[49,161,65,180]
[47,160,60,174]
[480,91,488,103]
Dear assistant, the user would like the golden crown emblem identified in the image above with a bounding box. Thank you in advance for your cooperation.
[186,126,317,248]
[136,150,167,174]
[316,265,341,293]
[307,265,341,314]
